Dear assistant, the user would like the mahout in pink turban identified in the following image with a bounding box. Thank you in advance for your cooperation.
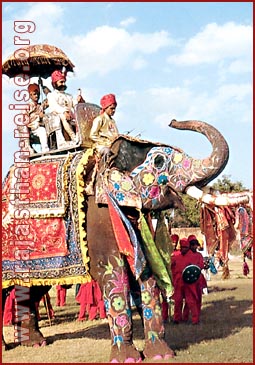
[100,94,117,110]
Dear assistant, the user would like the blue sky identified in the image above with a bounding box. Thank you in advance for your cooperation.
[2,2,253,189]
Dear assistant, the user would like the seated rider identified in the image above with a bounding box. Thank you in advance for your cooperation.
[90,93,119,157]
[23,83,49,154]
[47,70,84,147]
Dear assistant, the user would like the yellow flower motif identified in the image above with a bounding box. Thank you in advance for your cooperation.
[141,290,152,305]
[112,296,125,312]
[192,159,201,169]
[120,180,132,191]
[154,303,162,316]
[110,170,122,182]
[173,153,183,164]
[142,173,155,186]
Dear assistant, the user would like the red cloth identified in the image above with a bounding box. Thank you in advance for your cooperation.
[51,70,66,83]
[76,280,106,321]
[171,250,204,324]
[161,300,169,322]
[28,83,40,93]
[3,289,15,326]
[106,193,135,275]
[56,285,67,306]
[171,234,179,243]
[100,94,117,110]
[187,235,197,243]
[180,238,190,247]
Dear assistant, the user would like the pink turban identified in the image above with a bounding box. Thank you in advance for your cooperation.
[100,94,117,110]
[51,70,66,84]
[171,234,179,243]
[180,238,190,248]
[28,83,40,93]
[187,235,197,243]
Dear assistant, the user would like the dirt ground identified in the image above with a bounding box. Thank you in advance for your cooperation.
[2,255,253,363]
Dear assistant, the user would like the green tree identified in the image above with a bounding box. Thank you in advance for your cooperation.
[169,194,201,228]
[211,174,247,192]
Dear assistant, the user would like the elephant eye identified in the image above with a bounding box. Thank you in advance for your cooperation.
[153,154,165,169]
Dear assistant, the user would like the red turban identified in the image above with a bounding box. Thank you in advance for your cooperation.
[51,70,66,84]
[28,83,39,93]
[180,238,190,247]
[100,94,117,110]
[171,234,179,243]
[187,235,197,243]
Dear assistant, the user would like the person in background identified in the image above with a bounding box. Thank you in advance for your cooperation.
[56,285,67,307]
[75,280,106,321]
[182,235,207,322]
[170,234,180,257]
[90,93,119,156]
[171,237,203,325]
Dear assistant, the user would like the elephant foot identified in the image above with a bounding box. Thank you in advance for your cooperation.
[18,314,47,347]
[143,338,175,361]
[110,343,143,363]
[2,337,11,351]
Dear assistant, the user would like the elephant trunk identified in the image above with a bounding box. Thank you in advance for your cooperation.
[169,119,229,188]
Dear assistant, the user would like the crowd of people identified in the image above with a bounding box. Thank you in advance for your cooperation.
[170,234,207,325]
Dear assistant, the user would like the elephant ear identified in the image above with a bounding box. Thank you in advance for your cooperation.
[109,135,158,171]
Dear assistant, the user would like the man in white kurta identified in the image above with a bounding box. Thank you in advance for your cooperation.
[47,70,80,145]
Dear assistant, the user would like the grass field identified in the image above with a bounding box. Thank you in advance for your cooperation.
[2,255,253,363]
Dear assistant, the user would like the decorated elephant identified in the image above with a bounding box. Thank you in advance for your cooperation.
[2,117,248,362]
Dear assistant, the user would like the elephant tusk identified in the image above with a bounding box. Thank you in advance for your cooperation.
[186,186,250,206]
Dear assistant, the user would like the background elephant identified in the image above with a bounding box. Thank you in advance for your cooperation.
[2,119,247,362]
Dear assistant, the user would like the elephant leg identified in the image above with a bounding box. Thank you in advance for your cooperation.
[14,285,51,347]
[86,197,142,363]
[102,255,142,363]
[139,276,175,360]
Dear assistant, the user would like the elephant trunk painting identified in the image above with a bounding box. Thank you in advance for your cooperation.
[169,119,229,189]
[2,117,246,362]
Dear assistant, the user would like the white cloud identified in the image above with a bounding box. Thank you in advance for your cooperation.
[132,57,147,70]
[120,17,136,28]
[70,27,172,76]
[2,3,66,60]
[168,22,252,73]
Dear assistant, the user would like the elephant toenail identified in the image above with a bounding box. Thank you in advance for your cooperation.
[152,354,163,360]
[164,353,175,359]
